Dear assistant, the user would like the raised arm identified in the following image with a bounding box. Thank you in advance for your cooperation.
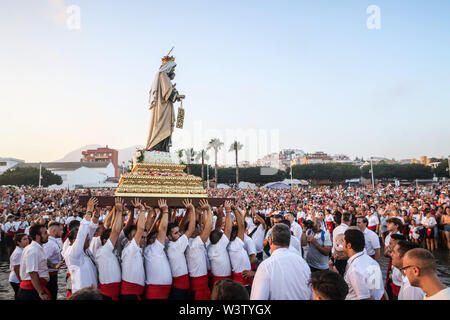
[182,199,196,239]
[123,203,133,231]
[214,204,224,231]
[103,206,115,229]
[133,199,146,245]
[199,200,212,243]
[157,199,169,245]
[109,199,124,247]
[224,201,233,239]
[235,206,245,241]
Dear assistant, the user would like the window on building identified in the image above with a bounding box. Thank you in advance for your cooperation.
[109,153,112,156]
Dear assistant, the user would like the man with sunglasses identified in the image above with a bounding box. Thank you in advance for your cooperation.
[402,248,450,300]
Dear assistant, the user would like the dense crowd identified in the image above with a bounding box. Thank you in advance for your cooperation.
[1,183,449,300]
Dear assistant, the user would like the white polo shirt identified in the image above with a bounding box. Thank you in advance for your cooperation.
[121,238,145,286]
[344,252,383,300]
[398,275,424,300]
[185,236,208,278]
[43,236,62,273]
[332,224,348,257]
[227,237,251,274]
[65,219,98,293]
[424,287,450,300]
[207,233,232,277]
[144,239,172,285]
[250,248,312,300]
[20,241,50,281]
[362,228,380,256]
[9,246,23,283]
[250,224,265,254]
[289,235,301,255]
[166,234,189,278]
[96,239,121,285]
[244,234,256,256]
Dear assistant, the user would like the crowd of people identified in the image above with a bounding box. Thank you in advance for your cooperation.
[0,183,449,300]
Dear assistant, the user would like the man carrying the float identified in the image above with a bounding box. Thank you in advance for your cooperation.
[146,49,185,152]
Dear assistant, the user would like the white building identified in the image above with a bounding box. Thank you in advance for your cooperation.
[14,162,116,190]
[0,158,25,174]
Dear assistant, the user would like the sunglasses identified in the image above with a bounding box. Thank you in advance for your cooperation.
[399,265,419,275]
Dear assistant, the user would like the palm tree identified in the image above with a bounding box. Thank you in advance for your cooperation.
[195,149,210,188]
[183,148,196,175]
[176,149,184,164]
[207,138,224,188]
[229,141,243,188]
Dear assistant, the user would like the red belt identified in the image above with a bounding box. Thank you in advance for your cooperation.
[251,262,257,271]
[190,275,211,300]
[368,226,377,232]
[20,278,52,299]
[212,274,232,285]
[18,229,25,234]
[6,231,15,237]
[427,228,432,237]
[172,274,190,290]
[144,284,171,300]
[98,282,121,300]
[120,280,144,299]
[49,271,58,276]
[66,290,72,298]
[233,272,252,287]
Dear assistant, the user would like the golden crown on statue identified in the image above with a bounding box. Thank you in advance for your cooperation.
[161,55,175,64]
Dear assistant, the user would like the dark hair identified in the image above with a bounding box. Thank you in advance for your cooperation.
[123,225,137,239]
[342,213,351,223]
[211,279,249,300]
[273,214,283,221]
[67,287,104,300]
[100,228,112,244]
[68,228,79,242]
[29,224,45,241]
[210,229,223,245]
[387,217,403,230]
[396,240,419,258]
[279,219,291,228]
[391,234,406,242]
[230,225,238,242]
[344,229,365,252]
[270,224,291,247]
[14,233,27,244]
[68,220,81,231]
[309,270,349,300]
[167,222,179,237]
[357,217,368,226]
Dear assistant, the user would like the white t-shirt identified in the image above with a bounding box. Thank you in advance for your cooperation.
[424,287,450,300]
[368,214,379,227]
[144,240,172,285]
[121,238,145,286]
[250,248,312,300]
[43,236,62,273]
[207,233,232,277]
[166,234,189,278]
[289,235,301,255]
[9,246,23,283]
[363,228,380,256]
[96,239,121,285]
[227,237,251,274]
[244,234,257,257]
[185,236,208,278]
[421,216,437,228]
[249,224,265,254]
[290,221,303,243]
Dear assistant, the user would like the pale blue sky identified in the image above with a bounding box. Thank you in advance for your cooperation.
[1,0,449,164]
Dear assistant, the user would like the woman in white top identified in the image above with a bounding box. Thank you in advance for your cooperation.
[9,233,29,299]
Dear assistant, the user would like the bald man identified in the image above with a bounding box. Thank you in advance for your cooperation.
[402,248,450,300]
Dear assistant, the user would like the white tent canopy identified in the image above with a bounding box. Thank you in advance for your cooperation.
[238,181,257,189]
[216,183,231,189]
[282,178,309,186]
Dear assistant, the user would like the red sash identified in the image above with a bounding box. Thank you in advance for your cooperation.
[326,221,334,233]
[390,282,401,297]
[66,290,72,298]
[212,275,232,285]
[172,274,190,290]
[18,229,25,234]
[385,260,392,290]
[6,231,15,237]
[49,271,58,276]
[427,228,432,237]
[190,275,211,300]
[251,262,257,271]
[120,280,144,299]
[232,272,252,287]
[367,226,377,232]
[98,282,120,300]
[19,278,52,299]
[144,284,171,300]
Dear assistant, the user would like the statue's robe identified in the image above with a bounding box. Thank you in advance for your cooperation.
[145,72,178,152]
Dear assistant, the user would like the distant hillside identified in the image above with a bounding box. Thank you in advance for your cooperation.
[53,144,144,167]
